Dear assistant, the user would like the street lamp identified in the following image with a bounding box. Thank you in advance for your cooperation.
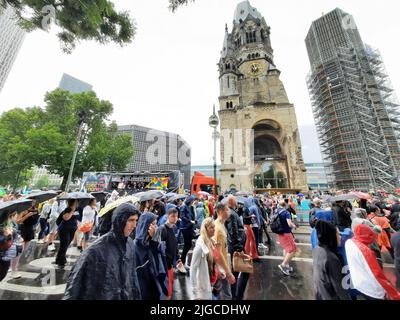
[209,105,219,198]
[65,111,86,192]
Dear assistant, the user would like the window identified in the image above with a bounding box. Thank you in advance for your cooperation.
[227,76,230,88]
[246,31,256,44]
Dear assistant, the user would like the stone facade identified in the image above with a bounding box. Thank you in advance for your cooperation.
[218,1,308,192]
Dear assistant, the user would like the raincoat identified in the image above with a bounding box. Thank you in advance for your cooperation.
[134,212,168,300]
[345,224,400,300]
[196,202,206,229]
[63,203,141,300]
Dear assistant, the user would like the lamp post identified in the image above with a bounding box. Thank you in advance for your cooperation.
[209,105,219,198]
[65,111,86,192]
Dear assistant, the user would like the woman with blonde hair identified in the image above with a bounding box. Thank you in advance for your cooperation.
[190,217,220,300]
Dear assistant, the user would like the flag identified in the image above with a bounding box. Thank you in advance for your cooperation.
[146,177,169,190]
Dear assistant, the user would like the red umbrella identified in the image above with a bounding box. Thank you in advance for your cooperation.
[350,191,372,201]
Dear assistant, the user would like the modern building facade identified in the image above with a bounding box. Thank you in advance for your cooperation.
[31,166,63,188]
[59,73,93,94]
[217,0,308,192]
[304,163,330,190]
[117,124,191,188]
[0,5,25,93]
[306,8,400,191]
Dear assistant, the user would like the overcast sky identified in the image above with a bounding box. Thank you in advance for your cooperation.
[1,0,399,165]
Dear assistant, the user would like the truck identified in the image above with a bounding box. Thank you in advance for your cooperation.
[80,170,184,194]
[190,171,219,197]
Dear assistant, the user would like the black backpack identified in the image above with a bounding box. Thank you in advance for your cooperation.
[270,208,285,234]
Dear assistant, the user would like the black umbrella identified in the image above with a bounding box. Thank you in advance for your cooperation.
[58,192,95,208]
[90,191,109,203]
[168,194,186,203]
[0,198,33,219]
[330,194,358,202]
[24,191,58,203]
[137,190,165,202]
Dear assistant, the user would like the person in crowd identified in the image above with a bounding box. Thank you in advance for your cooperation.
[179,195,197,268]
[190,217,219,300]
[64,203,141,299]
[391,230,400,290]
[240,199,259,260]
[80,198,97,250]
[134,212,168,300]
[351,208,383,266]
[368,205,394,259]
[332,200,352,231]
[276,200,298,276]
[345,224,400,300]
[38,199,54,243]
[0,211,21,281]
[309,198,322,228]
[389,198,400,231]
[226,196,249,300]
[313,220,350,300]
[196,201,206,230]
[47,199,61,252]
[16,199,39,250]
[159,207,185,298]
[105,190,119,207]
[213,203,235,300]
[153,199,166,222]
[55,199,79,267]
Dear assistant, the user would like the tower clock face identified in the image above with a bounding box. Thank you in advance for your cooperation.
[248,62,264,77]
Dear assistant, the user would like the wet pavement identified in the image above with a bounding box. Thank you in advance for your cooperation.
[0,225,397,300]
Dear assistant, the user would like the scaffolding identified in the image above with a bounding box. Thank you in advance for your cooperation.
[307,46,400,191]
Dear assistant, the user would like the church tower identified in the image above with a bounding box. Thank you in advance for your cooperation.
[218,0,308,192]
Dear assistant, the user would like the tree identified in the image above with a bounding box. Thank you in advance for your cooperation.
[35,174,49,189]
[0,107,42,189]
[105,121,134,172]
[168,0,196,12]
[1,0,136,53]
[25,89,134,190]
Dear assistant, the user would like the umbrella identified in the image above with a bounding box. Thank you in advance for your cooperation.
[235,191,250,196]
[137,190,165,202]
[24,191,58,203]
[58,192,95,201]
[58,192,95,209]
[98,196,139,217]
[0,198,33,218]
[166,192,177,199]
[90,191,109,203]
[350,191,371,201]
[168,194,186,203]
[198,191,210,196]
[298,193,304,197]
[330,194,358,202]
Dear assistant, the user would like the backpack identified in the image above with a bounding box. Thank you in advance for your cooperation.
[270,208,286,234]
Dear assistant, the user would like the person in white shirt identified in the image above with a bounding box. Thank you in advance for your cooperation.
[47,200,64,251]
[37,199,54,243]
[80,198,97,250]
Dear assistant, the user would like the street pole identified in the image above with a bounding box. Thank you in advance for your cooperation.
[213,127,217,198]
[209,105,219,198]
[65,111,86,192]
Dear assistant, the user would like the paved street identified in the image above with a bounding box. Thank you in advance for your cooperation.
[0,225,396,300]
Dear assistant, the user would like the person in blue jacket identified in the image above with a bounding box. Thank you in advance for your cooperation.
[179,195,197,266]
[134,212,168,300]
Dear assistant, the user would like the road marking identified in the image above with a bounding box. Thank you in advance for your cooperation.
[0,282,66,295]
[259,255,313,263]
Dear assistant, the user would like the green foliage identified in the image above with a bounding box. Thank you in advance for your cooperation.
[168,0,196,12]
[0,0,136,53]
[35,174,49,189]
[0,89,134,190]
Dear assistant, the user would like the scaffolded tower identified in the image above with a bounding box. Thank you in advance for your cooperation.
[306,8,400,191]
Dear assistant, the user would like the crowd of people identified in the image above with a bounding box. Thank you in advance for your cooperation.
[0,188,399,300]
